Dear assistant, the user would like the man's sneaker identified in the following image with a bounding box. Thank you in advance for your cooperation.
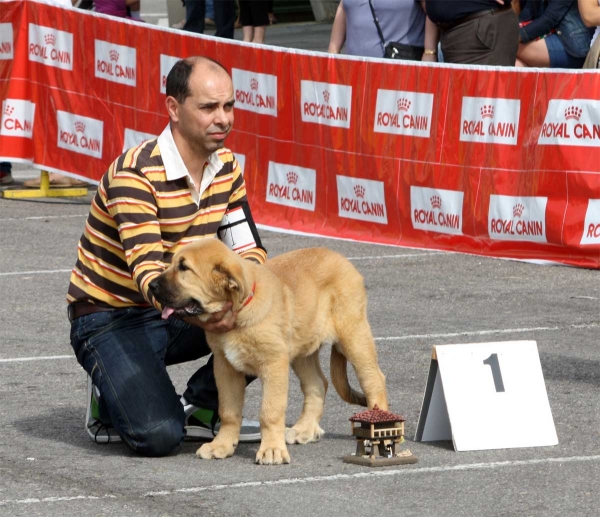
[85,375,122,444]
[182,399,261,443]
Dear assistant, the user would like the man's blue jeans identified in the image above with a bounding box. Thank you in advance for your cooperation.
[70,307,218,456]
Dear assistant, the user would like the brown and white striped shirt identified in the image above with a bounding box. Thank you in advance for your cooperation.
[67,125,266,310]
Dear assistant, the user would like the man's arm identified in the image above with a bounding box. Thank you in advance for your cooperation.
[217,156,267,264]
[104,167,166,310]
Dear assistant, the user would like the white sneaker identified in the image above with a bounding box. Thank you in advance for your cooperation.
[182,399,261,443]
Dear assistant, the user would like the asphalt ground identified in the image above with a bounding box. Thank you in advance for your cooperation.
[2,13,600,517]
[1,166,600,516]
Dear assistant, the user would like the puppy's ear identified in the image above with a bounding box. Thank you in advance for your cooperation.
[214,259,246,295]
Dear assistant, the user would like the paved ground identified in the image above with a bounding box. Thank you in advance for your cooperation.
[1,174,599,516]
[2,9,599,517]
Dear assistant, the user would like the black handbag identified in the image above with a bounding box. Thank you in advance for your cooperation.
[368,0,424,61]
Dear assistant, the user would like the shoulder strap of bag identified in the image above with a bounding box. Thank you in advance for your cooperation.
[367,0,387,47]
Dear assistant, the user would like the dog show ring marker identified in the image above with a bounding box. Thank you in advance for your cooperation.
[415,340,558,451]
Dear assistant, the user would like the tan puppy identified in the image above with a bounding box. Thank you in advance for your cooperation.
[151,239,388,465]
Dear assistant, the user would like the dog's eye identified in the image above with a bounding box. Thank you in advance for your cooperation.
[178,260,189,272]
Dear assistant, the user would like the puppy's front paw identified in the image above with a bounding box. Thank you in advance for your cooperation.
[255,446,290,465]
[196,441,235,460]
[285,424,324,445]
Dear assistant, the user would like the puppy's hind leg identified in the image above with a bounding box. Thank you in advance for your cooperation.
[286,352,328,445]
[335,322,388,411]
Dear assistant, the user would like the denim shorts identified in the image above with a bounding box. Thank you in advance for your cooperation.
[545,34,587,69]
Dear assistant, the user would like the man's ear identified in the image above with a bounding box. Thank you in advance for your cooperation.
[165,96,179,122]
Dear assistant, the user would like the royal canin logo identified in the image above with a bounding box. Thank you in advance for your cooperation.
[301,80,352,128]
[581,199,600,245]
[28,25,74,71]
[539,99,600,146]
[480,105,494,119]
[411,187,463,235]
[1,99,36,138]
[374,90,433,137]
[488,195,547,243]
[564,106,582,121]
[286,171,298,185]
[512,203,525,217]
[233,69,278,116]
[266,162,316,212]
[57,110,103,158]
[338,176,388,224]
[354,185,365,198]
[397,98,411,112]
[1,23,14,60]
[95,40,136,87]
[460,97,520,145]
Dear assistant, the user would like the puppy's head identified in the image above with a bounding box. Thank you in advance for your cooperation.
[149,239,250,322]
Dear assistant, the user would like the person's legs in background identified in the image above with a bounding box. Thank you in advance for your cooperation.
[0,159,87,188]
[267,0,276,24]
[205,0,215,25]
[0,162,13,185]
[239,0,253,41]
[183,0,206,33]
[517,34,587,69]
[214,0,235,38]
[239,0,268,43]
[516,38,550,67]
[23,173,88,188]
[128,0,143,20]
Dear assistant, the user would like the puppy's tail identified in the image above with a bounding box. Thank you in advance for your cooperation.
[330,346,368,407]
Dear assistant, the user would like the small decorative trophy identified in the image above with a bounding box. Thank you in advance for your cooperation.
[343,405,418,467]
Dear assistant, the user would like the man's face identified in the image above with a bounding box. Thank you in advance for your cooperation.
[170,66,235,156]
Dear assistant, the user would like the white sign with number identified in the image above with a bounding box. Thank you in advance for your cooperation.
[415,341,558,451]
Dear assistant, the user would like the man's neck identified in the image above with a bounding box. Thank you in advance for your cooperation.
[172,131,210,187]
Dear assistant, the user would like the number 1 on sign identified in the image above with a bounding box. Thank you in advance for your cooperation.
[483,353,505,392]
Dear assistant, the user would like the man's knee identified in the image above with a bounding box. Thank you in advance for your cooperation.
[126,414,186,457]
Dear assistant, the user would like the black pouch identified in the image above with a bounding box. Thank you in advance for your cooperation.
[384,42,425,61]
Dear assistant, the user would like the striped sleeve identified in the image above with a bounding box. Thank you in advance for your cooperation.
[105,168,165,308]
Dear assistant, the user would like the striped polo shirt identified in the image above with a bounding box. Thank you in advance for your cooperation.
[67,125,267,310]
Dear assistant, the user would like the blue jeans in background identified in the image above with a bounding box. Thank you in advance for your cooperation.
[70,306,218,456]
[184,0,235,37]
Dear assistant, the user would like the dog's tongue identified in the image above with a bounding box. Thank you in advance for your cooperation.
[161,306,175,320]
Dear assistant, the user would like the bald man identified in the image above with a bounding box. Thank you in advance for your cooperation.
[67,57,264,456]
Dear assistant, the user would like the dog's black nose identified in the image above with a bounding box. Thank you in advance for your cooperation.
[149,279,159,293]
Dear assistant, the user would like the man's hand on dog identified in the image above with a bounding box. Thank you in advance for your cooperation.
[185,302,237,333]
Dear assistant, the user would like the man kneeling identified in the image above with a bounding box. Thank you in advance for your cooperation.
[67,57,264,456]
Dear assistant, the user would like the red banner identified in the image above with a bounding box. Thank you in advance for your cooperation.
[1,0,599,267]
